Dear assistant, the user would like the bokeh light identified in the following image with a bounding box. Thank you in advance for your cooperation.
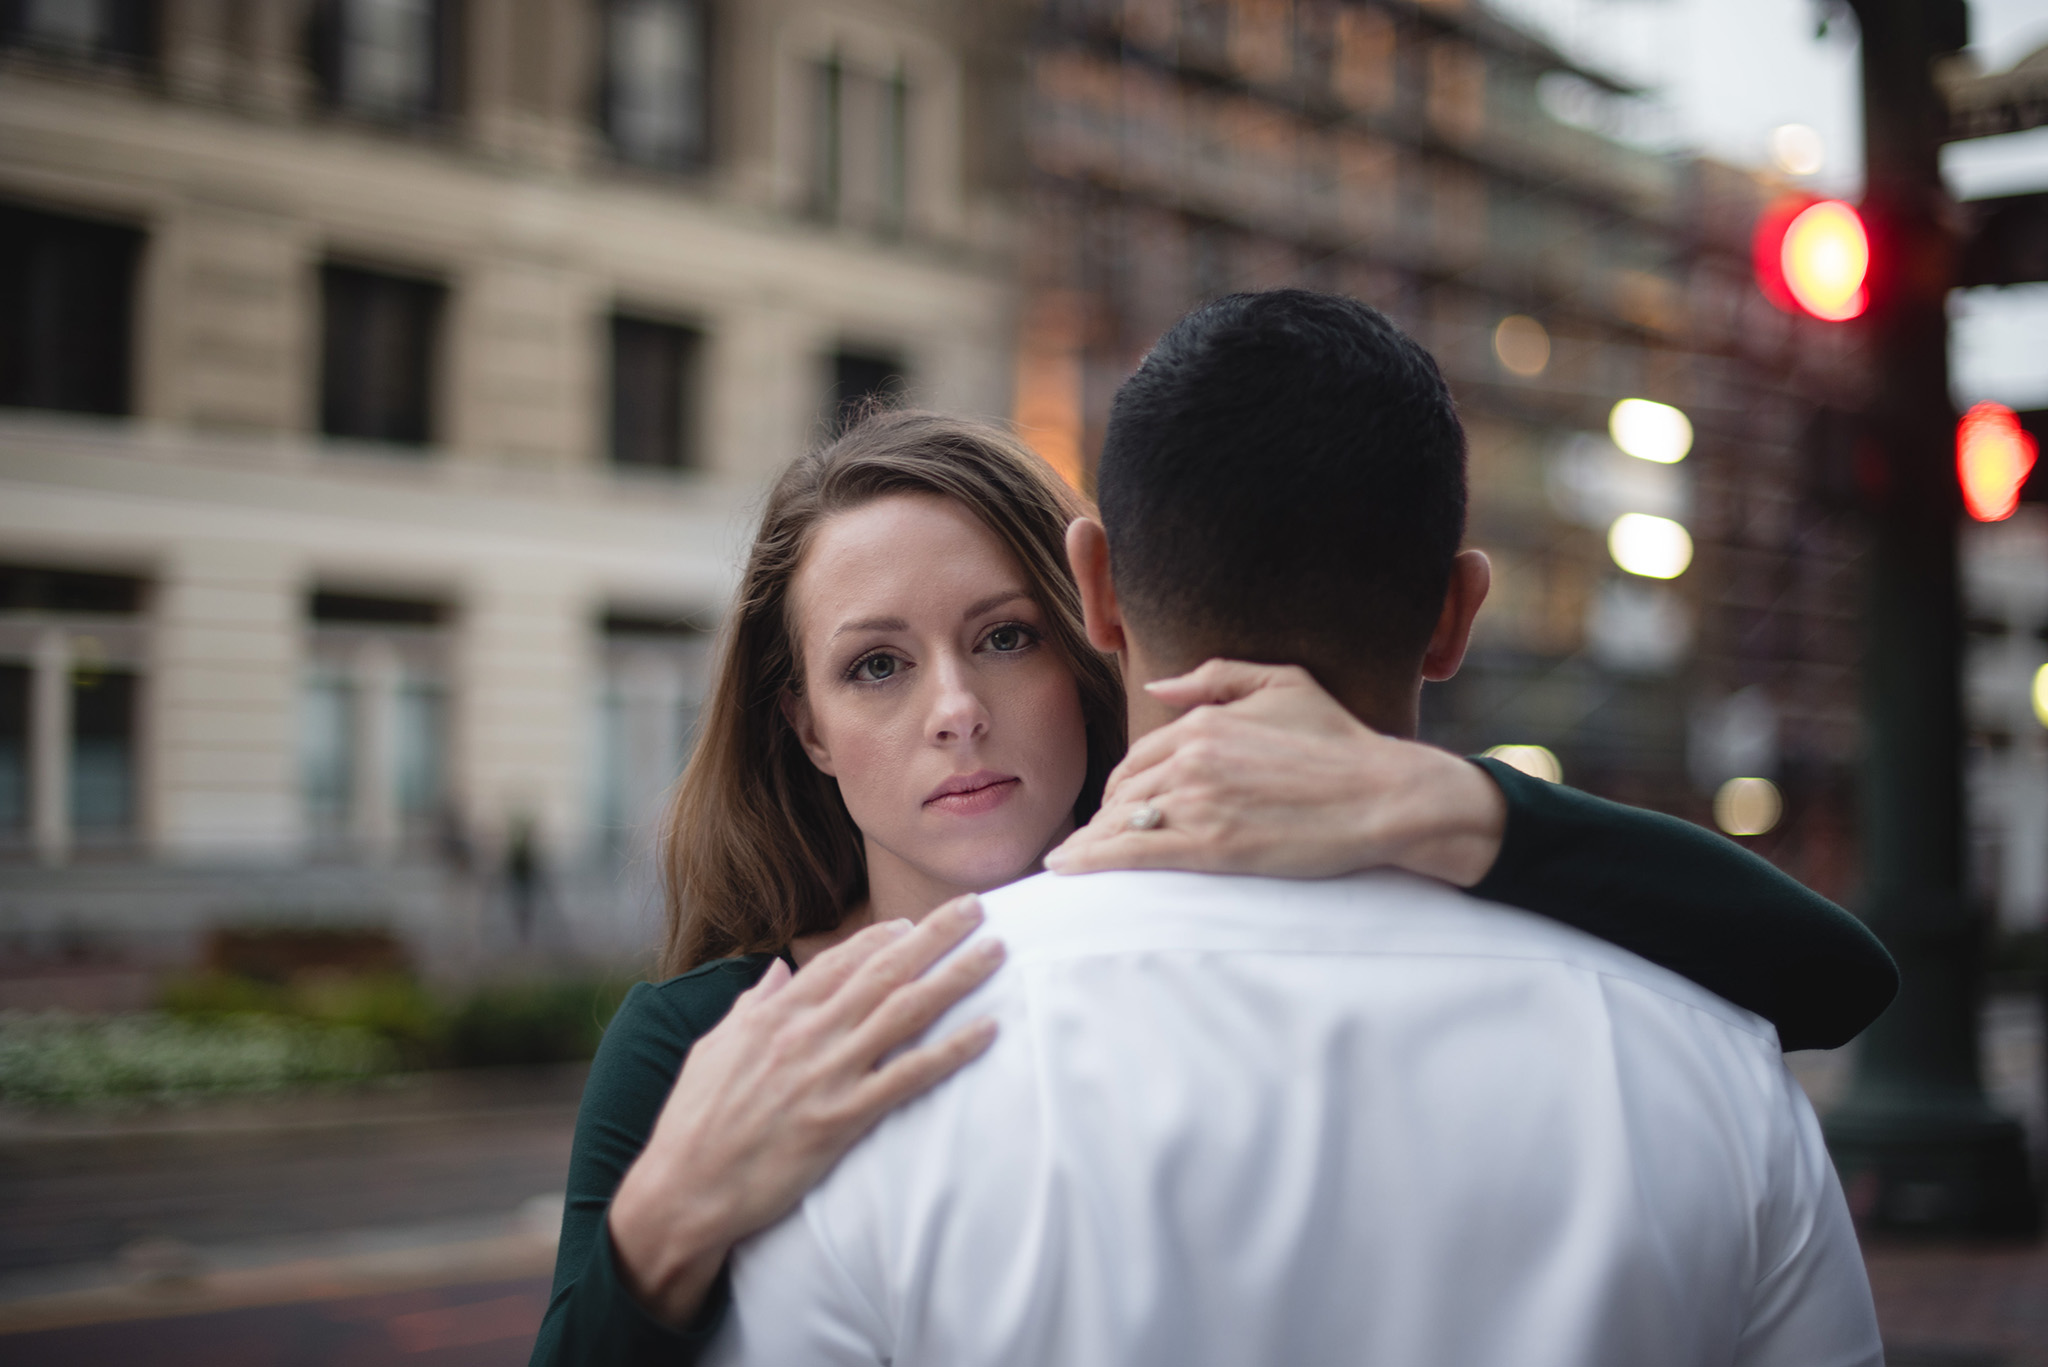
[1780,200,1868,322]
[1957,401,2038,523]
[2034,663,2048,731]
[1493,315,1551,377]
[1768,123,1825,177]
[1608,513,1694,579]
[1482,744,1563,784]
[1608,398,1693,464]
[1714,777,1784,837]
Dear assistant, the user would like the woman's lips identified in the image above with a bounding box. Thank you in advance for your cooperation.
[925,772,1021,816]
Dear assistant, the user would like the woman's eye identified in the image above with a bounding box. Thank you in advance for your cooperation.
[851,653,902,682]
[984,625,1033,653]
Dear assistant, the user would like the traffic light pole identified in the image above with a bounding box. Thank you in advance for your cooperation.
[1821,0,2039,1234]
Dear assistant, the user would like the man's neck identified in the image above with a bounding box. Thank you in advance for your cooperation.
[1120,637,1418,740]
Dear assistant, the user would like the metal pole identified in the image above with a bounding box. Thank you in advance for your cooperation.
[1821,0,2039,1235]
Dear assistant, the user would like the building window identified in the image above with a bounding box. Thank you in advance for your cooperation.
[0,564,148,861]
[301,591,449,859]
[319,263,444,448]
[0,664,26,840]
[610,314,703,471]
[309,0,450,122]
[1,0,156,65]
[603,0,709,169]
[0,203,142,418]
[70,661,136,835]
[592,613,707,858]
[811,53,909,233]
[828,348,907,434]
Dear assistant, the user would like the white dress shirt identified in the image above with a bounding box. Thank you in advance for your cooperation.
[707,869,1882,1367]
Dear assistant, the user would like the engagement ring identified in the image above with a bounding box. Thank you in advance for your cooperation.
[1127,804,1165,831]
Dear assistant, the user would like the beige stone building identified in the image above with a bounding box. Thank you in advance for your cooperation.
[0,0,1026,965]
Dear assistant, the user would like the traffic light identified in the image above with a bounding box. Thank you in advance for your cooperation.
[1753,195,1870,321]
[1957,401,2040,523]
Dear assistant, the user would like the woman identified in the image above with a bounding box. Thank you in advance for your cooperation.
[531,411,1892,1365]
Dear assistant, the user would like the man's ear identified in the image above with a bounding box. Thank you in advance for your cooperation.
[1066,517,1126,654]
[1421,549,1491,682]
[778,690,838,776]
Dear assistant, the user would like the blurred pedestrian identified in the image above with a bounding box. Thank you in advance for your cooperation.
[505,815,546,946]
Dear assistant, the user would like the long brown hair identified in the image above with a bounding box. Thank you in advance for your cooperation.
[657,410,1126,975]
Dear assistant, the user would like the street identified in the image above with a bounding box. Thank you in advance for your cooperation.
[0,1001,2040,1366]
[0,1067,582,1366]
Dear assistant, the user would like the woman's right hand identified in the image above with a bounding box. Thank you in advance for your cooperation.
[607,896,1004,1327]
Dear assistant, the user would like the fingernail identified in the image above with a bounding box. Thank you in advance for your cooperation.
[1043,848,1069,871]
[954,895,984,923]
[886,918,914,937]
[976,938,1007,964]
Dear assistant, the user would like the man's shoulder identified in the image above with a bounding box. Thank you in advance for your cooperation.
[978,868,1772,1041]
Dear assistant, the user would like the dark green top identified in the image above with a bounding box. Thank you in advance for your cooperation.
[529,758,1897,1366]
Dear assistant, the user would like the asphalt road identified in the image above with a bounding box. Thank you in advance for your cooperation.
[0,1067,585,1365]
[0,1275,554,1367]
[0,1003,2041,1367]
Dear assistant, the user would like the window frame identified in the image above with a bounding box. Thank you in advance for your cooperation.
[599,0,714,173]
[608,311,706,474]
[0,200,143,419]
[317,260,448,452]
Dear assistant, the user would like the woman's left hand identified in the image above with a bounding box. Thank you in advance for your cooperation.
[1044,660,1506,887]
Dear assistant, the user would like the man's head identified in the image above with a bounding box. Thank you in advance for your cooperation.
[1066,289,1489,737]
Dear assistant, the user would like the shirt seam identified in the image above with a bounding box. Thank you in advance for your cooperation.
[802,1186,895,1354]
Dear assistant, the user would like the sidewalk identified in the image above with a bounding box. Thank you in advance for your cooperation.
[1868,1237,2048,1367]
[2,1044,2044,1365]
[0,1066,584,1330]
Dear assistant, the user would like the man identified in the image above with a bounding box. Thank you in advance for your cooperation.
[704,290,1883,1366]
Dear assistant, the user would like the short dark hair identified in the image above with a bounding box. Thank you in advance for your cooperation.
[1097,289,1467,696]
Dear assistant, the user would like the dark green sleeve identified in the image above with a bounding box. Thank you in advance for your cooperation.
[529,955,778,1367]
[1465,757,1897,1052]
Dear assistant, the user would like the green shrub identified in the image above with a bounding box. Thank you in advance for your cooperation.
[157,969,633,1074]
[0,1011,394,1106]
[445,979,631,1068]
[291,973,447,1066]
[158,972,291,1018]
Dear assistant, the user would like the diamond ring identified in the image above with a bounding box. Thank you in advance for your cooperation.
[1127,804,1165,831]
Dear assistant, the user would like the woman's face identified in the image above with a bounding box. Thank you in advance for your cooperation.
[785,492,1091,914]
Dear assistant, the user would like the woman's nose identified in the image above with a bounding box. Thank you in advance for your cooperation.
[929,659,990,744]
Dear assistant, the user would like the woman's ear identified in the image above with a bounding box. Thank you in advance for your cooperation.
[779,690,838,776]
[1066,517,1126,654]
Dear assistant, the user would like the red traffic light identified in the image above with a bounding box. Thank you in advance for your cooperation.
[1958,402,2039,522]
[1753,196,1869,321]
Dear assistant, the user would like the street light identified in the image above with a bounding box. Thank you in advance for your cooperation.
[1957,401,2039,523]
[1608,513,1693,579]
[1481,744,1561,783]
[1493,315,1551,377]
[1608,398,1693,463]
[1714,777,1784,837]
[1753,195,1870,321]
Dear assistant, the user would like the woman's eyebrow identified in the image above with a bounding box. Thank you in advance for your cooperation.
[832,616,907,640]
[830,592,1031,641]
[962,590,1032,621]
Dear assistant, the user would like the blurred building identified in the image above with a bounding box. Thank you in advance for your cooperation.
[1965,508,2048,933]
[0,0,1025,966]
[1016,0,1873,898]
